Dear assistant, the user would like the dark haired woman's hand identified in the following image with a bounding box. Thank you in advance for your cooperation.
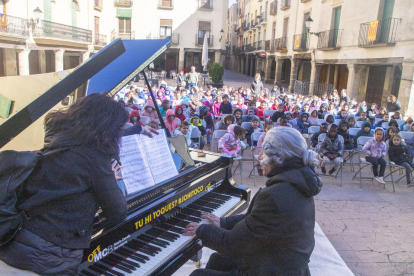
[142,125,159,138]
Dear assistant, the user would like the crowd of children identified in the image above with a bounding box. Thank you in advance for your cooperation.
[118,80,414,186]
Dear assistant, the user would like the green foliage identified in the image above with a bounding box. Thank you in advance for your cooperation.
[208,63,224,84]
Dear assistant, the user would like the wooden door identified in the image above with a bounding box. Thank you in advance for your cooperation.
[165,54,176,77]
[365,66,386,105]
[337,65,348,92]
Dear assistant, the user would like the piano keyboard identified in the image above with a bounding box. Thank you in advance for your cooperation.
[78,192,241,276]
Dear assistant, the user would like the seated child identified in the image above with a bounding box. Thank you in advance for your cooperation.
[245,118,263,146]
[190,116,206,150]
[257,100,269,120]
[368,117,376,130]
[181,100,191,119]
[218,124,246,158]
[357,111,368,122]
[129,110,144,126]
[320,124,344,175]
[244,101,259,116]
[387,119,400,131]
[292,105,301,119]
[311,122,328,148]
[391,111,402,120]
[284,112,298,129]
[376,114,389,128]
[175,105,186,122]
[219,114,236,130]
[297,113,311,139]
[140,100,159,123]
[362,128,387,185]
[406,134,414,157]
[385,126,398,141]
[400,117,413,131]
[172,121,196,148]
[353,121,374,147]
[338,120,354,150]
[271,104,285,123]
[309,110,319,126]
[164,109,179,135]
[336,110,348,120]
[388,134,414,187]
[159,99,170,118]
[277,116,292,128]
[148,121,159,130]
[324,114,335,126]
[243,110,256,122]
[233,108,243,126]
[219,94,233,115]
[347,116,356,129]
[257,121,274,152]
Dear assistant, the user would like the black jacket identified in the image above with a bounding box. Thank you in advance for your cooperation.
[196,158,322,276]
[271,111,285,123]
[219,101,233,115]
[388,143,412,165]
[18,128,127,249]
[387,100,402,112]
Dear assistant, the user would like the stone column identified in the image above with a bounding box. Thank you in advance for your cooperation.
[38,50,46,74]
[82,51,91,63]
[17,50,31,76]
[309,61,322,95]
[274,58,283,85]
[215,51,221,65]
[178,49,185,72]
[54,49,65,72]
[245,57,249,76]
[333,65,339,89]
[264,57,273,83]
[289,58,298,93]
[3,48,18,76]
[346,64,361,101]
[399,61,414,117]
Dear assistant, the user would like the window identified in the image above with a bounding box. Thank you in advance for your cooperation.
[119,17,131,34]
[160,19,172,38]
[198,21,211,44]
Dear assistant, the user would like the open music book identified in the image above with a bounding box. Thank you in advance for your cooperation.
[119,131,178,195]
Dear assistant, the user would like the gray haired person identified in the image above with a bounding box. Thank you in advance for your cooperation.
[183,127,322,276]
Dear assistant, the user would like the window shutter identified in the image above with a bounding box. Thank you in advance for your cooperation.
[199,21,211,31]
[160,19,172,26]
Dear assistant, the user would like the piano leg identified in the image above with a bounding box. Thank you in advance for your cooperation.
[190,249,203,267]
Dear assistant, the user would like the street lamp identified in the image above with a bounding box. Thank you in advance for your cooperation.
[27,7,42,29]
[305,17,319,36]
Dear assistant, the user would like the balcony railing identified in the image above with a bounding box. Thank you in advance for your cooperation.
[158,0,173,9]
[33,20,92,43]
[0,14,29,37]
[259,13,267,25]
[257,40,264,50]
[94,34,107,46]
[252,42,257,51]
[171,33,179,44]
[94,0,103,9]
[198,0,213,10]
[111,30,135,41]
[242,21,247,30]
[358,18,399,47]
[281,0,291,10]
[317,29,343,49]
[274,37,287,52]
[270,1,277,15]
[292,33,309,51]
[294,80,334,97]
[247,22,251,31]
[246,44,253,52]
[116,0,133,6]
[195,34,213,46]
[265,40,270,51]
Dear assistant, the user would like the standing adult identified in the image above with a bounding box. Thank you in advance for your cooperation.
[0,94,158,275]
[387,95,402,113]
[184,127,322,276]
[250,73,264,98]
[187,66,199,90]
[177,70,186,87]
[340,89,350,104]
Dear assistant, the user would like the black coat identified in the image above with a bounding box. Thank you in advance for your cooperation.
[389,144,412,165]
[271,111,285,123]
[18,128,127,249]
[387,100,402,112]
[196,158,323,276]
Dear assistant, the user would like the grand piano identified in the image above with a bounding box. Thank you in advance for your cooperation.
[0,39,251,276]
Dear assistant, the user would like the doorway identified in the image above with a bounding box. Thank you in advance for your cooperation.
[365,66,387,105]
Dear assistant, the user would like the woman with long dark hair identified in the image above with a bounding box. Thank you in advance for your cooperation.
[0,93,155,275]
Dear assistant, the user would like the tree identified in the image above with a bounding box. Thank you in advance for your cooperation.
[208,62,224,84]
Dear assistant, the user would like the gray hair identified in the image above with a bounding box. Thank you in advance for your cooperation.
[261,127,319,168]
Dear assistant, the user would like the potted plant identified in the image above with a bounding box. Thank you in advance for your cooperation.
[208,62,224,88]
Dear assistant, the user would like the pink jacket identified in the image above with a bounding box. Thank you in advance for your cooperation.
[214,102,222,116]
[218,124,241,152]
[140,101,159,123]
[256,132,266,152]
[164,120,179,135]
[362,138,387,159]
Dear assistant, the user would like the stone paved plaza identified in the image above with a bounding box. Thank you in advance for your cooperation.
[173,71,414,276]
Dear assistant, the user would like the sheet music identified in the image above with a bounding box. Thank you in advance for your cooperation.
[140,131,179,184]
[119,135,154,194]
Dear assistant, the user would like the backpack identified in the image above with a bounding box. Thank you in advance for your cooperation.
[0,148,69,246]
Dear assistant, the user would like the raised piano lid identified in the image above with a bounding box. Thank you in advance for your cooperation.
[0,39,171,150]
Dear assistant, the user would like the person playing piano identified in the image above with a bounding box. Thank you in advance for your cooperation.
[184,127,322,276]
[0,93,158,276]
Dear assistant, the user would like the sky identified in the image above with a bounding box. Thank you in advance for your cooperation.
[229,0,237,8]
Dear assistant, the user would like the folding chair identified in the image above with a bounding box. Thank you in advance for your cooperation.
[242,109,247,115]
[191,127,201,148]
[400,131,414,140]
[185,118,191,124]
[316,119,325,126]
[174,118,181,125]
[349,128,359,137]
[375,118,382,125]
[308,126,320,151]
[320,135,344,186]
[211,130,228,152]
[356,121,363,128]
[334,119,341,125]
[384,158,408,192]
[353,116,360,121]
[381,122,389,129]
[215,120,223,130]
[395,119,405,126]
[264,110,276,118]
[316,133,326,155]
[248,132,264,186]
[353,137,376,188]
[140,116,151,125]
[241,122,251,130]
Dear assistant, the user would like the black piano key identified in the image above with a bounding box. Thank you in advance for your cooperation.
[110,254,140,268]
[132,239,162,252]
[136,237,167,248]
[125,243,156,257]
[165,220,189,228]
[106,255,136,271]
[120,247,150,261]
[88,265,115,276]
[80,270,97,276]
[147,227,178,239]
[94,263,125,276]
[115,248,146,263]
[187,204,215,213]
[140,234,170,246]
[156,224,184,235]
[182,208,202,217]
[194,200,221,209]
[176,213,201,222]
[100,259,132,274]
[200,195,226,204]
[209,192,231,200]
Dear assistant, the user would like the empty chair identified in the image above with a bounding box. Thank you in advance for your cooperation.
[381,122,389,129]
[191,127,201,148]
[264,110,276,117]
[395,119,405,126]
[334,119,341,126]
[348,128,360,137]
[375,118,382,124]
[241,121,264,130]
[211,130,228,152]
[356,121,363,128]
[140,116,151,125]
[249,131,265,186]
[174,118,181,125]
[316,119,325,126]
[400,131,414,140]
